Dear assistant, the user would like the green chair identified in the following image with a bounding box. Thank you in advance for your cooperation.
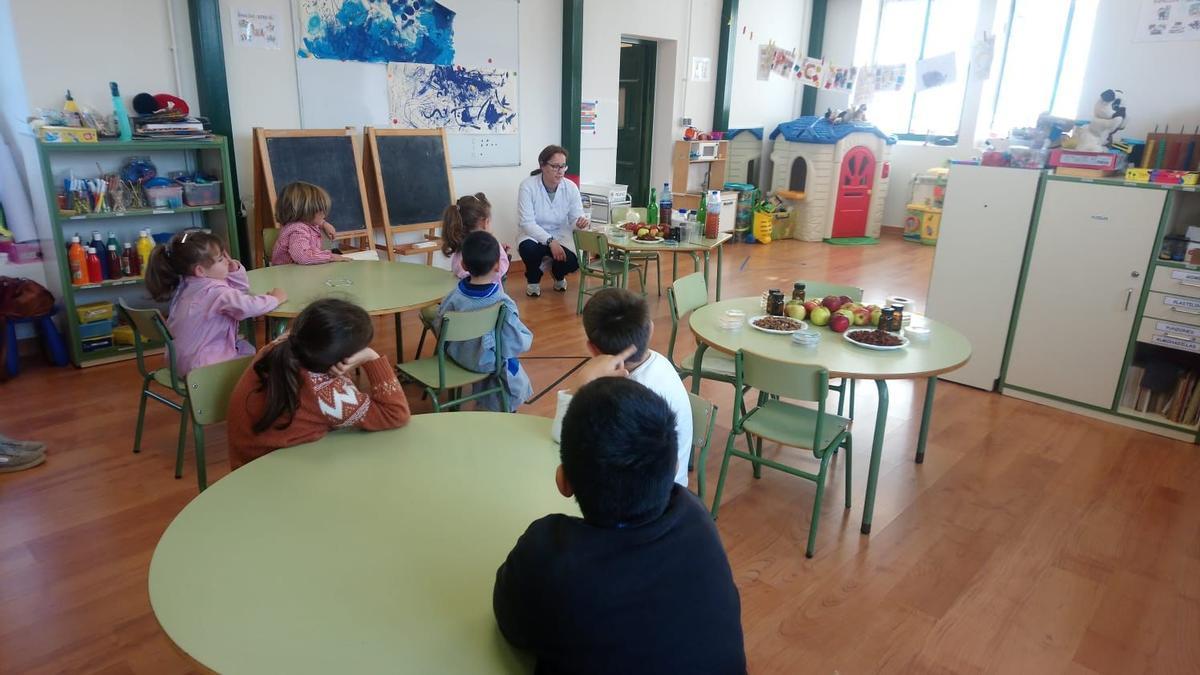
[415,303,440,358]
[573,229,638,314]
[802,281,865,419]
[396,303,509,412]
[118,299,194,486]
[687,392,718,505]
[185,356,253,491]
[607,206,662,296]
[261,226,280,267]
[711,350,852,558]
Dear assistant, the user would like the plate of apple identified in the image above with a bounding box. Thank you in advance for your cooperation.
[790,295,886,335]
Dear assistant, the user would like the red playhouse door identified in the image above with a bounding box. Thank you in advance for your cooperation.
[831,146,876,238]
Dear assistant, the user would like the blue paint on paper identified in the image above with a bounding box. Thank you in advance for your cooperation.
[391,63,516,133]
[300,0,455,65]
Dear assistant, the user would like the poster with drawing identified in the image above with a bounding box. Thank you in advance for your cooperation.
[387,63,517,133]
[914,52,956,91]
[1135,0,1200,41]
[823,65,858,91]
[298,0,457,63]
[770,45,796,78]
[756,44,772,81]
[233,9,281,49]
[796,57,824,87]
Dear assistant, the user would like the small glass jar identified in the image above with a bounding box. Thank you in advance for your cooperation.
[792,282,806,302]
[880,308,895,332]
[889,305,905,332]
[767,291,786,316]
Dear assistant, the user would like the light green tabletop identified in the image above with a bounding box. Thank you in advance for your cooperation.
[601,229,733,253]
[247,261,457,318]
[690,297,971,379]
[149,413,574,674]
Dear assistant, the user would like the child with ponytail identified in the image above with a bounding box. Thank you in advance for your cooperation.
[225,298,411,469]
[145,230,286,376]
[441,193,509,279]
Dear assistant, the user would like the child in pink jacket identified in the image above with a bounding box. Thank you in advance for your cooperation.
[270,181,352,265]
[146,230,287,376]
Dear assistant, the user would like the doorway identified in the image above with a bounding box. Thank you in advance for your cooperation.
[616,38,656,207]
[831,146,876,238]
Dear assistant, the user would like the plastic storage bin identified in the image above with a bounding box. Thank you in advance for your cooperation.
[78,320,114,340]
[145,184,184,208]
[75,301,113,324]
[181,180,222,206]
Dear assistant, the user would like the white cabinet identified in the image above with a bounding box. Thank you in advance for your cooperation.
[926,165,1041,390]
[1004,180,1165,408]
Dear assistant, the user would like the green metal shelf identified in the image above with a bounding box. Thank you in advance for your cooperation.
[56,204,224,224]
[1045,172,1200,193]
[38,136,227,153]
[72,277,145,291]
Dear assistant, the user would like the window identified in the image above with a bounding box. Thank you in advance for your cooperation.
[867,0,980,140]
[985,0,1098,135]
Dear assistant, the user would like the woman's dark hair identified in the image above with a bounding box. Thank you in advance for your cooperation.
[251,298,374,433]
[461,230,501,277]
[530,144,569,176]
[560,377,677,527]
[440,192,492,256]
[144,230,226,300]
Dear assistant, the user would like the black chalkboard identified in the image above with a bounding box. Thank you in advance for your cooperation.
[265,135,367,233]
[375,133,452,226]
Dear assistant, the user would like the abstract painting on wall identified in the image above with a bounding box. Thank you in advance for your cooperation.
[387,63,517,134]
[298,0,455,65]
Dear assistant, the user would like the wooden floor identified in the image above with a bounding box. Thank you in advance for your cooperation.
[2,231,1199,673]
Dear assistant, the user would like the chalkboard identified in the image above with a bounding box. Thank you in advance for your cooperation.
[375,133,453,226]
[264,135,367,233]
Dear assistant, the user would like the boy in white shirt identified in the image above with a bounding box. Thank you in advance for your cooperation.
[553,288,694,488]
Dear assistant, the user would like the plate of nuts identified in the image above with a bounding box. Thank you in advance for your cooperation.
[749,315,807,334]
[843,328,909,350]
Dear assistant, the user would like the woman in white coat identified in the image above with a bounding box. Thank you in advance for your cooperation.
[516,145,590,297]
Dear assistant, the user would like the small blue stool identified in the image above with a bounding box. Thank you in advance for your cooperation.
[4,306,69,377]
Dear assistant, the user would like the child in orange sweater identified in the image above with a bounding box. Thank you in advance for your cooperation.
[226,298,410,469]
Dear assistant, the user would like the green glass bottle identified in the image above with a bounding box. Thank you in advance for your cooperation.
[646,186,659,225]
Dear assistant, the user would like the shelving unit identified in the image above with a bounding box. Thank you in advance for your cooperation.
[36,136,239,367]
[1000,173,1200,442]
[670,140,728,211]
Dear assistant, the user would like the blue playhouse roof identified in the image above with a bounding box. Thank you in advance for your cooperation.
[726,127,764,140]
[769,116,896,145]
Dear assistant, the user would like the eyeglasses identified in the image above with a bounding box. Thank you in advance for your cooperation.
[545,163,569,172]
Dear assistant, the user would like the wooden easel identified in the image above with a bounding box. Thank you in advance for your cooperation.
[363,127,454,263]
[251,127,376,266]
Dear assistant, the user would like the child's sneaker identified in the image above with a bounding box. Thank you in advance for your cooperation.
[553,278,568,292]
[526,283,542,297]
[0,448,45,473]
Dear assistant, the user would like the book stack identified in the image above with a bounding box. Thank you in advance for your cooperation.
[132,114,212,140]
[1121,364,1200,426]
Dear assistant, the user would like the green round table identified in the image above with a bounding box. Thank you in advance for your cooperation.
[149,413,574,674]
[689,297,971,534]
[247,261,457,358]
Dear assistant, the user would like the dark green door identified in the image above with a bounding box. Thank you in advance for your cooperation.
[616,39,656,208]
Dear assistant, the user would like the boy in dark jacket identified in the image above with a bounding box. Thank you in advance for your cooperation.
[493,377,746,674]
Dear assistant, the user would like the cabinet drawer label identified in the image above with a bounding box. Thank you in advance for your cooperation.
[1155,321,1200,338]
[1151,335,1200,353]
[1170,270,1200,284]
[1162,295,1200,312]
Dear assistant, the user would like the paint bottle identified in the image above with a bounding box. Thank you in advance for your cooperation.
[646,186,659,226]
[85,247,103,284]
[136,230,154,273]
[704,190,721,239]
[110,82,132,142]
[125,242,141,277]
[107,231,120,255]
[63,90,83,127]
[91,231,109,279]
[107,245,123,280]
[68,236,87,285]
[121,242,134,277]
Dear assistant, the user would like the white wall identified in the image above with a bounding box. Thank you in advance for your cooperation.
[727,0,807,132]
[822,0,1200,228]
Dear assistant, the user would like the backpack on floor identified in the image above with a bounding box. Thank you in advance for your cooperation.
[0,276,55,380]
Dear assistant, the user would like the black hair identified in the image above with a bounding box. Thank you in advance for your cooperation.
[251,298,374,433]
[530,144,568,176]
[440,192,492,256]
[144,230,226,301]
[560,378,677,527]
[581,288,652,363]
[461,230,501,278]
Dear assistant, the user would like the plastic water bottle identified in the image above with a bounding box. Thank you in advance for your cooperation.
[659,183,672,223]
[705,190,721,239]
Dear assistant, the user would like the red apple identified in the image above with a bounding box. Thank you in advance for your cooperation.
[822,295,844,313]
[835,308,856,323]
[830,314,851,333]
[838,295,853,306]
[852,307,870,326]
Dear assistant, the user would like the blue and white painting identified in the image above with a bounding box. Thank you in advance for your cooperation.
[298,0,455,65]
[387,63,517,134]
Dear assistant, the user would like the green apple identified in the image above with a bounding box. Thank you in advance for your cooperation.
[869,307,883,326]
[835,308,856,323]
[784,300,807,320]
[809,306,831,326]
[852,307,870,326]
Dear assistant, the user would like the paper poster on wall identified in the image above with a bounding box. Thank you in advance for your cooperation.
[690,57,712,82]
[297,0,456,64]
[770,46,796,77]
[796,57,824,87]
[823,65,857,91]
[756,44,772,81]
[862,63,907,92]
[581,99,598,134]
[387,63,517,134]
[971,33,995,79]
[915,52,956,91]
[233,9,281,49]
[1135,0,1200,41]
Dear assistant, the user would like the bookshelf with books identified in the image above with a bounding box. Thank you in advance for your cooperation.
[1119,343,1200,431]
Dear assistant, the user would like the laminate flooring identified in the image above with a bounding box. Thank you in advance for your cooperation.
[2,231,1198,673]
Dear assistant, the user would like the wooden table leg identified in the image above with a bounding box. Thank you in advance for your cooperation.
[861,378,889,535]
[915,376,936,464]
